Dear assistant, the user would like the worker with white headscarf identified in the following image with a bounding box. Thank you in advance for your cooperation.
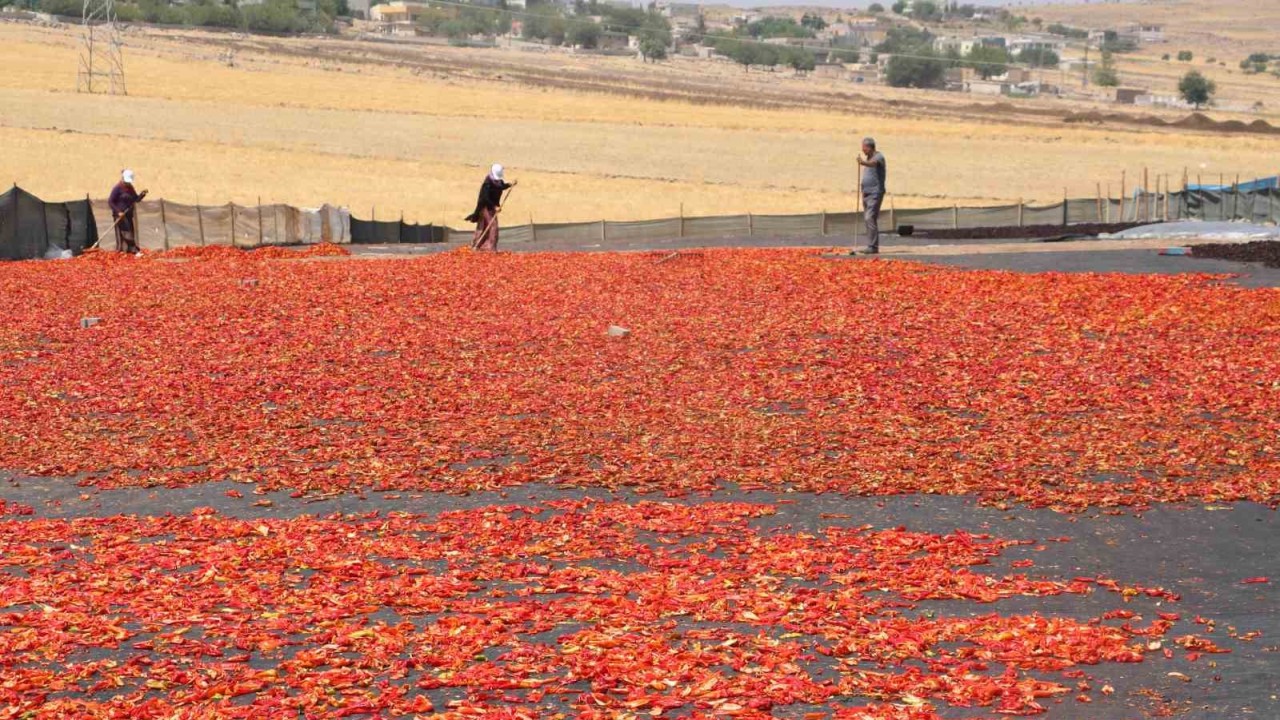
[466,163,516,251]
[108,169,148,254]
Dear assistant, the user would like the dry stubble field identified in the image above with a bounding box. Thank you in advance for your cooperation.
[2,10,1280,225]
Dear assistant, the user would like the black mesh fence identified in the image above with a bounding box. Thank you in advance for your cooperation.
[0,186,98,261]
[350,217,443,244]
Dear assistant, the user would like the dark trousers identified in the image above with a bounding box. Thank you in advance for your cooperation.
[863,192,884,251]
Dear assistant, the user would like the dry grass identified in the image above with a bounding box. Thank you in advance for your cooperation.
[1038,0,1280,111]
[3,20,1279,224]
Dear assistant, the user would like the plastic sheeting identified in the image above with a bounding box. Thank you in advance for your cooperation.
[0,186,97,260]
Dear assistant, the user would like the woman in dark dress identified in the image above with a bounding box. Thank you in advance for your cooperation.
[466,164,515,251]
[108,169,147,254]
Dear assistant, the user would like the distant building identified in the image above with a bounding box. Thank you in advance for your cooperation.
[933,35,1005,56]
[1006,35,1063,55]
[820,21,884,48]
[848,64,880,84]
[1118,23,1165,43]
[944,66,974,91]
[813,62,848,80]
[967,79,1010,96]
[657,1,700,19]
[369,1,430,24]
[1115,87,1148,104]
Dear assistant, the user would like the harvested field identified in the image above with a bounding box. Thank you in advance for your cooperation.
[3,22,1280,224]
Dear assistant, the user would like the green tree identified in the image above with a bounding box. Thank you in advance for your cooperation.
[1241,52,1271,73]
[566,20,600,48]
[1093,49,1119,87]
[787,47,816,74]
[523,5,566,45]
[800,12,826,31]
[913,0,940,21]
[1176,50,1193,62]
[637,14,671,62]
[885,49,946,88]
[1099,30,1137,54]
[890,0,906,15]
[1016,47,1060,68]
[747,16,813,39]
[966,44,1009,78]
[875,26,932,54]
[867,2,884,13]
[1178,70,1216,108]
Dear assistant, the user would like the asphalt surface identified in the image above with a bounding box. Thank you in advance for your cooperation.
[5,238,1278,718]
[892,249,1280,288]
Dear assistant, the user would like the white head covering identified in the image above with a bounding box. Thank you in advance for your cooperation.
[489,164,504,182]
[122,169,135,184]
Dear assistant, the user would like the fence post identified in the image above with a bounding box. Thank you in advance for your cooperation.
[230,202,238,247]
[1062,188,1069,226]
[530,213,537,242]
[257,197,265,246]
[160,198,169,250]
[679,203,685,238]
[747,212,754,236]
[600,219,606,243]
[274,205,280,245]
[1233,173,1241,221]
[1095,183,1102,223]
[888,196,896,233]
[820,209,827,236]
[1017,198,1024,227]
[952,204,958,230]
[1120,172,1127,222]
[196,202,206,246]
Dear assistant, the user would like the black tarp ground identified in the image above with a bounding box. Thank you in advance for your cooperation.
[0,186,98,261]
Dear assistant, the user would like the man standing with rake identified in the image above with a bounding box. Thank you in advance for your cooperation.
[466,164,516,251]
[854,138,886,255]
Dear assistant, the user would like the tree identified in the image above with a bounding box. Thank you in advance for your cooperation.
[966,44,1009,79]
[1093,49,1119,87]
[1099,30,1137,54]
[523,5,567,45]
[566,20,600,48]
[1241,52,1271,74]
[885,50,946,88]
[913,0,940,21]
[1176,50,1193,62]
[800,12,826,31]
[891,0,906,15]
[787,47,816,74]
[1178,70,1216,108]
[1017,47,1060,68]
[875,26,932,54]
[868,2,884,12]
[637,14,671,62]
[747,16,813,39]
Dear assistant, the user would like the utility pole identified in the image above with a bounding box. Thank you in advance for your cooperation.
[1082,40,1089,88]
[77,0,127,94]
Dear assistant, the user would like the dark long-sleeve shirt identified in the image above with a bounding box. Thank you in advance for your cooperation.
[108,182,142,216]
[465,176,511,223]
